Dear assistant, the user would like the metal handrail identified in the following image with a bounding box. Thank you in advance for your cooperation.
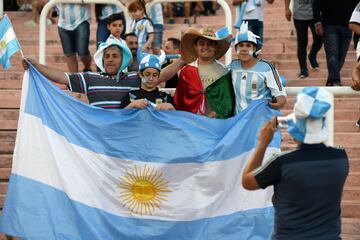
[147,0,232,65]
[39,0,130,64]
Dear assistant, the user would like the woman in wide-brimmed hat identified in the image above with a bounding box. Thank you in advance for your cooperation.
[171,27,235,119]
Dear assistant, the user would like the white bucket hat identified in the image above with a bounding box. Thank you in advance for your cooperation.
[93,37,132,74]
[282,87,332,144]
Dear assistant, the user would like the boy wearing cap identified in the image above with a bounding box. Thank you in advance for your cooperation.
[22,38,141,109]
[242,87,349,239]
[128,52,175,110]
[231,22,286,114]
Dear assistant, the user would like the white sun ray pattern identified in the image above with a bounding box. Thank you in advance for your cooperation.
[118,164,172,216]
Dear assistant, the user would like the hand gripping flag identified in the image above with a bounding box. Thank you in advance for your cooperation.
[0,15,21,69]
[0,64,282,239]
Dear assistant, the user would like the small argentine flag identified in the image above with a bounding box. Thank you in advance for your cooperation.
[0,15,21,69]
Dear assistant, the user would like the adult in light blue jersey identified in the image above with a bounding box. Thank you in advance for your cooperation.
[57,3,92,73]
[95,3,126,45]
[230,22,286,114]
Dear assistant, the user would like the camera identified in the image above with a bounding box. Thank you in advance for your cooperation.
[276,116,289,129]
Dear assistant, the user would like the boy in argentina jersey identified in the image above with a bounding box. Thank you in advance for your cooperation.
[129,51,175,111]
[231,22,286,114]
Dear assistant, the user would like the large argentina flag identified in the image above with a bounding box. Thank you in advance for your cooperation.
[0,64,281,239]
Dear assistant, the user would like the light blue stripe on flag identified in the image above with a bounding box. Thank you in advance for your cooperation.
[0,15,21,69]
[0,65,282,239]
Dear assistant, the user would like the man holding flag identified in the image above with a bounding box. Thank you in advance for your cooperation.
[0,15,22,69]
[22,37,147,109]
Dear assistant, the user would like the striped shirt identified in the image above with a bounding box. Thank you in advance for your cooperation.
[66,72,140,109]
[231,59,286,114]
[130,17,154,48]
[99,5,123,20]
[57,4,91,31]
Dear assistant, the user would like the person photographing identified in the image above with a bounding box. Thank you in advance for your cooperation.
[242,86,349,240]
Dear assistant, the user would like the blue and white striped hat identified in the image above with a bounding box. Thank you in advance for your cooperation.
[234,21,262,47]
[285,87,332,144]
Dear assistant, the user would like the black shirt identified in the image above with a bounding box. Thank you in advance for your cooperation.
[129,88,174,105]
[254,143,349,240]
[313,0,358,26]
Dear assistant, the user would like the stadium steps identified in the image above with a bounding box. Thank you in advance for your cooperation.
[0,0,360,238]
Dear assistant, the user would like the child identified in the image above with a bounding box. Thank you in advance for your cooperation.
[106,13,126,44]
[128,51,175,110]
[128,0,154,52]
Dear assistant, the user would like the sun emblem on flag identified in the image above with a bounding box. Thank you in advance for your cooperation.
[118,164,171,216]
[0,40,6,51]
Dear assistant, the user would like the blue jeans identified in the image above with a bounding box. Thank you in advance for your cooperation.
[152,24,164,49]
[323,25,352,85]
[58,21,90,57]
[293,18,323,71]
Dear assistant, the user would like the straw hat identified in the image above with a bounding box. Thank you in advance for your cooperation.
[180,27,231,62]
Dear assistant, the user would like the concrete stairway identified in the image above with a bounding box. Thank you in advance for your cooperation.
[0,0,360,239]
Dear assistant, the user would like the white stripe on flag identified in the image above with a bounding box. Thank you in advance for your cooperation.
[13,113,278,222]
[0,27,16,57]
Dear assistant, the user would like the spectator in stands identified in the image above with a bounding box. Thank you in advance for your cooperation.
[22,38,142,109]
[163,37,181,88]
[159,27,235,119]
[242,86,349,239]
[56,4,92,73]
[284,0,322,79]
[106,13,125,43]
[128,0,154,52]
[129,51,175,110]
[125,33,140,72]
[230,22,286,114]
[95,3,126,47]
[232,0,274,42]
[148,2,164,55]
[349,2,360,127]
[25,0,55,27]
[313,0,358,86]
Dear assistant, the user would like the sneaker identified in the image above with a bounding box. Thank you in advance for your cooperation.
[25,20,37,27]
[356,118,360,128]
[184,18,190,25]
[19,4,26,11]
[168,18,175,24]
[298,69,309,79]
[46,18,52,26]
[308,55,319,70]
